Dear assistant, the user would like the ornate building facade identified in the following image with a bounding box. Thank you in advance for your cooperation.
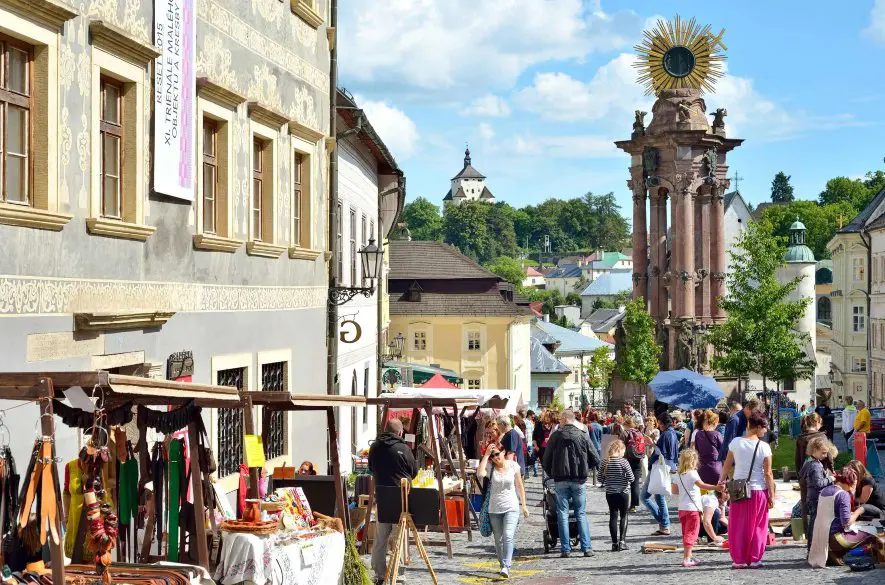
[0,0,333,494]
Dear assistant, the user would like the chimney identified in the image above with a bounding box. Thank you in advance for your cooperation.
[543,314,550,322]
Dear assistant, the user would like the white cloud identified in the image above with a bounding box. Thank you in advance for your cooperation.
[511,133,620,159]
[514,53,652,123]
[339,0,644,98]
[864,0,885,43]
[462,95,511,117]
[355,96,420,160]
[478,122,496,142]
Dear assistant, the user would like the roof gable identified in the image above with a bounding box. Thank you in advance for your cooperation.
[533,318,612,354]
[840,184,885,233]
[388,240,500,280]
[452,164,486,180]
[530,336,571,374]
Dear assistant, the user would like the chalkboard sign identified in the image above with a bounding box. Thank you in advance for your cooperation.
[375,486,441,527]
[271,475,344,518]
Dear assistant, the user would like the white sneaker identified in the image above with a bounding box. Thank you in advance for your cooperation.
[499,567,510,578]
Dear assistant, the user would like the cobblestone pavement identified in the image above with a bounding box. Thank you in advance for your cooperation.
[365,473,884,585]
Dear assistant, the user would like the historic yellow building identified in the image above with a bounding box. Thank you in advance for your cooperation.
[387,239,531,395]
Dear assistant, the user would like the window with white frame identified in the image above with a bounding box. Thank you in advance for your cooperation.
[217,367,246,478]
[336,202,343,281]
[349,207,357,285]
[874,321,878,350]
[194,90,238,250]
[853,305,866,332]
[293,153,304,245]
[0,10,71,231]
[467,331,481,351]
[853,257,865,281]
[413,331,427,351]
[261,361,287,459]
[88,37,154,240]
[467,379,481,390]
[852,357,867,373]
[361,213,367,282]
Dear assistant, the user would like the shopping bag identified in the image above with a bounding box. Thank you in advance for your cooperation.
[479,469,494,537]
[647,458,672,497]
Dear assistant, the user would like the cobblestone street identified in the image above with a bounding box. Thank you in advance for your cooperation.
[366,474,884,585]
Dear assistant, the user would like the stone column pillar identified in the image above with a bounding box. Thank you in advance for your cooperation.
[710,184,726,322]
[669,187,683,319]
[657,191,669,320]
[679,186,695,320]
[697,191,712,322]
[631,172,648,304]
[648,189,661,321]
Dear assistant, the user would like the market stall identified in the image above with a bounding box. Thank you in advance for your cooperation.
[211,392,365,585]
[0,371,241,583]
[365,394,486,559]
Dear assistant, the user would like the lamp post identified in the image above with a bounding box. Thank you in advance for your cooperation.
[329,238,384,305]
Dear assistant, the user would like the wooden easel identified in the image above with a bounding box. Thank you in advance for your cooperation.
[386,478,438,585]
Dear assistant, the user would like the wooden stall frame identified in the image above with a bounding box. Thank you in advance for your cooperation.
[240,391,367,530]
[0,371,242,573]
[367,397,477,559]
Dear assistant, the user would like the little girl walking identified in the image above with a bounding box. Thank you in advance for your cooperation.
[601,439,635,551]
[674,449,722,567]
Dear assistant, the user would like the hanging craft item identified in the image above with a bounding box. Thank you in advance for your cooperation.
[137,401,199,434]
[17,432,61,547]
[83,485,118,583]
[0,417,18,569]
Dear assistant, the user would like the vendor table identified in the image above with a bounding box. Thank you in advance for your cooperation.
[769,481,801,523]
[214,531,344,585]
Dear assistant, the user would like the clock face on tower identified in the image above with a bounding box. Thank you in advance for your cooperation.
[634,15,727,96]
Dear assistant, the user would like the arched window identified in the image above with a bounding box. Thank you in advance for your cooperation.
[818,296,831,323]
[351,371,358,452]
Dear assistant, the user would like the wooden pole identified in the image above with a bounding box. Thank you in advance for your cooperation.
[186,418,210,569]
[242,395,260,499]
[424,404,452,558]
[327,406,349,529]
[38,378,65,585]
[449,401,471,542]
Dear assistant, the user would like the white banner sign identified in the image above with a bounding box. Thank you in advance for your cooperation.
[154,0,196,201]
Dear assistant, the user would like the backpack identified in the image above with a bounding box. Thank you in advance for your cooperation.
[625,429,646,460]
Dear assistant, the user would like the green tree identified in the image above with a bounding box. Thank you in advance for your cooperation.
[400,197,442,241]
[486,256,524,287]
[818,176,871,209]
[584,192,631,250]
[565,292,582,307]
[771,172,795,203]
[585,346,615,393]
[863,170,885,198]
[591,290,632,311]
[757,200,856,260]
[616,297,661,386]
[708,221,815,392]
[442,200,516,264]
[541,289,564,316]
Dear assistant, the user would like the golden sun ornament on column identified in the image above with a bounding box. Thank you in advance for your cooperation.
[634,15,728,96]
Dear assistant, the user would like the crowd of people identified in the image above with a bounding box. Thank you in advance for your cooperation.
[365,398,884,583]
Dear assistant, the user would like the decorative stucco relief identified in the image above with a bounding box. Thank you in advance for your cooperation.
[196,0,329,95]
[195,33,242,93]
[293,18,317,54]
[287,84,319,134]
[59,107,72,209]
[247,63,283,112]
[88,0,151,46]
[0,276,326,314]
[252,0,283,30]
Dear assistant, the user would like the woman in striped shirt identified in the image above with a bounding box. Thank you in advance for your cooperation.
[601,439,635,551]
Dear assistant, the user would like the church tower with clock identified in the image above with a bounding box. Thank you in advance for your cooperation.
[615,16,743,372]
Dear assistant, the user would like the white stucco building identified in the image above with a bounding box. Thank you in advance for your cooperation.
[775,219,817,405]
[443,148,496,205]
[336,90,405,471]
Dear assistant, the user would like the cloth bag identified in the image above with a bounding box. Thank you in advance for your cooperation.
[647,454,672,497]
[808,493,836,567]
[479,468,494,537]
[726,440,760,502]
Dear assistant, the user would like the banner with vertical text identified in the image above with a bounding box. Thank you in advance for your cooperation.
[154,0,196,201]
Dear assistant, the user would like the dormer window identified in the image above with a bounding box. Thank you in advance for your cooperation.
[405,280,423,302]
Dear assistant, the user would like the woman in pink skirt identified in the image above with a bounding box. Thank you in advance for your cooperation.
[718,409,775,569]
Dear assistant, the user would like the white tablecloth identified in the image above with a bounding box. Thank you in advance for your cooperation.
[214,530,345,585]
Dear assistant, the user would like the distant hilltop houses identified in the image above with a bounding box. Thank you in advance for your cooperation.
[443,147,496,205]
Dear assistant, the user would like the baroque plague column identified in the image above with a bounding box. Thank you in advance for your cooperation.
[615,16,743,371]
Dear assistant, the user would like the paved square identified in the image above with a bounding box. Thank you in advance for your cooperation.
[364,474,883,584]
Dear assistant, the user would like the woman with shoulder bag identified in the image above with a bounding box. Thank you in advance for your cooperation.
[717,409,775,569]
[477,446,529,578]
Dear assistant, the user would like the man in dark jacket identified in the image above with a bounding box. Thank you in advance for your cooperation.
[542,409,600,558]
[719,398,760,462]
[368,419,418,585]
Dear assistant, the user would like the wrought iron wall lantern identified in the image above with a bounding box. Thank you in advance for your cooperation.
[382,332,405,361]
[329,238,383,305]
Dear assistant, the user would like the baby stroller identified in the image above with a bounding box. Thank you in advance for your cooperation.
[541,475,580,554]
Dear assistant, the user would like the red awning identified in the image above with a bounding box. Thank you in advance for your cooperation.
[419,373,461,389]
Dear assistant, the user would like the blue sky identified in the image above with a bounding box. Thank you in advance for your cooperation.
[339,1,885,224]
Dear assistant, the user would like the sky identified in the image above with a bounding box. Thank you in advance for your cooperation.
[338,0,885,229]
